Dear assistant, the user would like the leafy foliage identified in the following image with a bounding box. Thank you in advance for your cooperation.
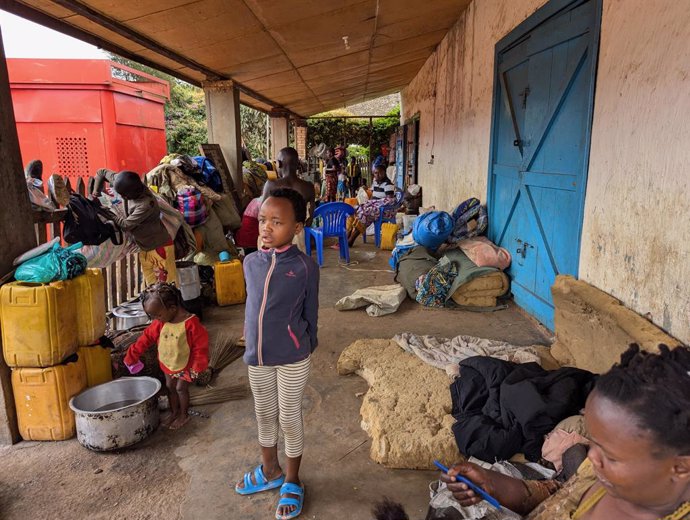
[107,54,397,161]
[306,106,399,160]
[346,144,369,160]
[240,106,268,159]
[108,54,269,158]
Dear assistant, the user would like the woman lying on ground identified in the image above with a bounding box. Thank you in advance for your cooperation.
[374,344,690,520]
[347,164,401,247]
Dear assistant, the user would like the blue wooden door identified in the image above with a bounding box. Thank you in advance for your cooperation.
[488,0,601,329]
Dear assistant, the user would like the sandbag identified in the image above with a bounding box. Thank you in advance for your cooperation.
[412,211,453,249]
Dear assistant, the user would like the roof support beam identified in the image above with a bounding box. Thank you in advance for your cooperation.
[0,0,201,85]
[2,0,303,118]
[51,0,225,80]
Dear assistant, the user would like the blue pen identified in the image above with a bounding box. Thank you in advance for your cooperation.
[434,460,502,510]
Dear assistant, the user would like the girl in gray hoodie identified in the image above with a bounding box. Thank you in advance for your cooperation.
[235,188,319,520]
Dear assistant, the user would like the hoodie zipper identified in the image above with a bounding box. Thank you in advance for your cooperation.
[257,250,277,366]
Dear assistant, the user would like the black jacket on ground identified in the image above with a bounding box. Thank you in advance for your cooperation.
[450,356,596,462]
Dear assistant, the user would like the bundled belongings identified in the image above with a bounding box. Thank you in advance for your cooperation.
[412,210,454,249]
[15,242,87,283]
[146,163,222,209]
[176,186,209,227]
[335,284,407,317]
[192,156,223,193]
[415,256,458,307]
[242,160,268,202]
[458,236,511,270]
[450,356,596,462]
[447,197,488,244]
[81,192,138,268]
[396,247,509,307]
[64,194,122,246]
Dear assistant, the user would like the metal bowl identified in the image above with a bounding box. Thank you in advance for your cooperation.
[70,377,161,451]
[111,300,150,330]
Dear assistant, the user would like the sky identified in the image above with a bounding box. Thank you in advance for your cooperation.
[0,9,106,59]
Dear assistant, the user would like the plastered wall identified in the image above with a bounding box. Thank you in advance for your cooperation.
[401,0,690,342]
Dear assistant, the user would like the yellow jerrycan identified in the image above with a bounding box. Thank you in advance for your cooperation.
[12,354,87,441]
[78,345,112,388]
[72,269,106,345]
[215,259,246,306]
[1,280,78,368]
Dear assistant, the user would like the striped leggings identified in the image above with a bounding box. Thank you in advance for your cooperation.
[247,356,311,458]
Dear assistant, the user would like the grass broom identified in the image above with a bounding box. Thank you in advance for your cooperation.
[195,332,244,386]
[189,384,249,406]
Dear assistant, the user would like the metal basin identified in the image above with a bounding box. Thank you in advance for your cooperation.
[111,300,150,330]
[69,377,161,451]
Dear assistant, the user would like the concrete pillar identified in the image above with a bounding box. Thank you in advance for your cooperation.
[0,28,34,444]
[203,80,243,198]
[270,115,289,159]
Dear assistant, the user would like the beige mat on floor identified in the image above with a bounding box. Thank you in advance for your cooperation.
[337,339,457,470]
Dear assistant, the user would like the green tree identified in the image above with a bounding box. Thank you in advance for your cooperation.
[107,54,269,158]
[240,105,268,159]
[306,106,399,161]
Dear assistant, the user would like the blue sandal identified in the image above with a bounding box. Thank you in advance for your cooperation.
[235,465,285,495]
[275,482,304,519]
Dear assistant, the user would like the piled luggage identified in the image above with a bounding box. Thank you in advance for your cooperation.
[0,269,111,441]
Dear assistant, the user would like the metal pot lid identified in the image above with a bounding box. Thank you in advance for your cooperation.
[112,300,147,318]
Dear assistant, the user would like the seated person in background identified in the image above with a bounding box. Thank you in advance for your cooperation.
[356,179,369,205]
[235,197,261,255]
[374,344,690,520]
[93,168,175,285]
[347,165,400,246]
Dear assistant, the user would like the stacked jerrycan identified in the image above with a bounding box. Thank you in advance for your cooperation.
[0,269,110,440]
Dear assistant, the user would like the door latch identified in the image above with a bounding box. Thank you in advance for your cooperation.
[516,238,534,259]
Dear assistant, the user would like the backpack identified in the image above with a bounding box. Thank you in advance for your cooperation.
[193,156,223,193]
[63,194,123,246]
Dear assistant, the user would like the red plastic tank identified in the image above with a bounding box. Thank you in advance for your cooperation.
[8,58,170,183]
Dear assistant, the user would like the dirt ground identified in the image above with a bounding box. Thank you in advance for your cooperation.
[0,244,550,519]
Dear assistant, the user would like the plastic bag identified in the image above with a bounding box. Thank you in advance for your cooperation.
[412,211,454,249]
[15,242,87,283]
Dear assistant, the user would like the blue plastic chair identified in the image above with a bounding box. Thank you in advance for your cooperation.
[304,202,355,267]
[363,191,404,247]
